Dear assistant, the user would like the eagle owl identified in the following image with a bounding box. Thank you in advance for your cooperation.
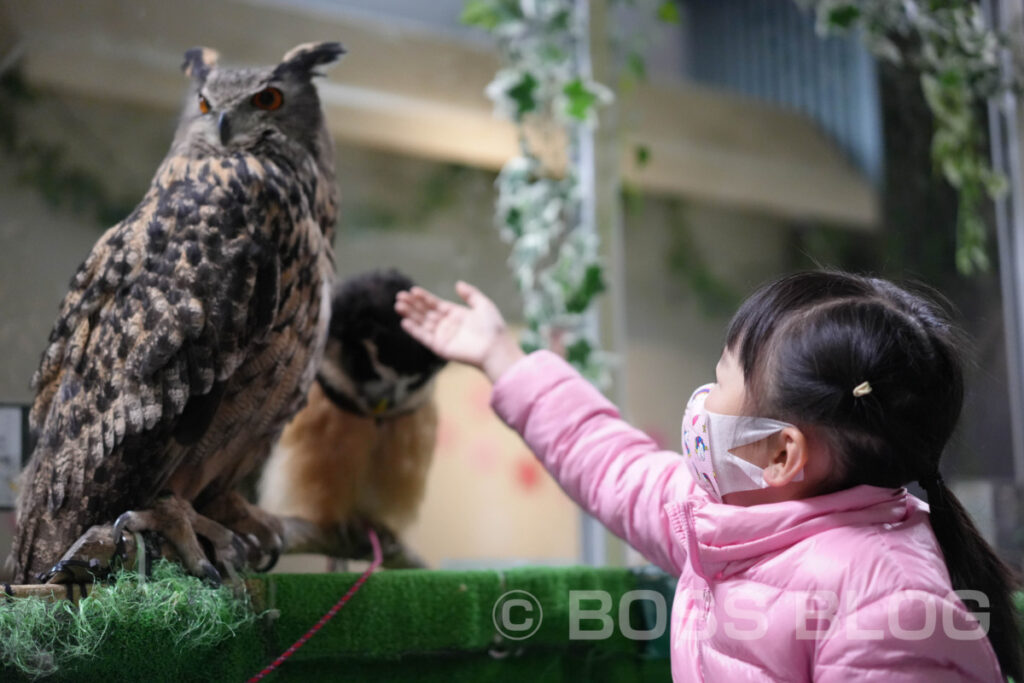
[8,42,343,584]
[259,270,446,567]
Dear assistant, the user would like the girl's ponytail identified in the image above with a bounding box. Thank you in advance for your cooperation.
[922,475,1023,682]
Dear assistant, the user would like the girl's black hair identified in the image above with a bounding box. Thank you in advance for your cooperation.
[725,270,1021,681]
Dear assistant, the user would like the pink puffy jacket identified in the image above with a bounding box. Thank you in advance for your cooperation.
[491,351,1004,682]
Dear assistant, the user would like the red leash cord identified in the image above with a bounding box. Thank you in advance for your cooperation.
[246,528,383,682]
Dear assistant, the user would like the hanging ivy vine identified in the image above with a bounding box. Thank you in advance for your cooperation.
[799,0,1021,275]
[462,0,616,387]
[462,0,676,387]
[0,65,138,228]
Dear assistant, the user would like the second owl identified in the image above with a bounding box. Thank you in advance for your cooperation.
[259,270,446,567]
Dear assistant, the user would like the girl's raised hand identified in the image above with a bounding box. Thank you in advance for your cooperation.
[395,281,524,382]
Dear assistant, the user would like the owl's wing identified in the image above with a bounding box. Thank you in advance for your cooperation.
[26,163,282,519]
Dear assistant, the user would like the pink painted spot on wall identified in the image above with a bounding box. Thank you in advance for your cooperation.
[515,455,543,493]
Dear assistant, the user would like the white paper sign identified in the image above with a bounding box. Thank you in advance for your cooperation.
[0,407,22,508]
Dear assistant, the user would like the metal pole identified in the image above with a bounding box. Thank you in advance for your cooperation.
[575,0,606,567]
[577,0,628,566]
[984,0,1024,484]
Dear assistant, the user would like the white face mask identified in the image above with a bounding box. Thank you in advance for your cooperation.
[681,384,801,502]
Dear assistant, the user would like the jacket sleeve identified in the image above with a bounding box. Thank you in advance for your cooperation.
[813,590,1004,682]
[490,350,697,576]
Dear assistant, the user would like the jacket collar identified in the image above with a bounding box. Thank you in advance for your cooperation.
[671,485,913,579]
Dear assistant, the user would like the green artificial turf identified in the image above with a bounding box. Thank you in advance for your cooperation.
[1,564,673,683]
[1,560,264,682]
[5,563,1019,682]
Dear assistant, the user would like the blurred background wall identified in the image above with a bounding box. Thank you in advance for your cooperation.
[0,0,1017,571]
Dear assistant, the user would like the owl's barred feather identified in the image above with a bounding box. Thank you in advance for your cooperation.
[10,43,343,583]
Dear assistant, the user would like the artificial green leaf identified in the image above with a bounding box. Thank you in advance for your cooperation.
[504,206,524,237]
[626,51,647,81]
[563,78,599,120]
[550,9,571,32]
[621,183,644,216]
[461,0,501,30]
[567,338,593,366]
[634,144,651,169]
[508,72,539,119]
[565,264,606,313]
[656,1,681,24]
[982,169,1009,198]
[520,339,541,354]
[826,5,861,29]
[941,157,964,189]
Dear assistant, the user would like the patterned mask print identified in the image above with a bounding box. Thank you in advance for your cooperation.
[681,384,799,502]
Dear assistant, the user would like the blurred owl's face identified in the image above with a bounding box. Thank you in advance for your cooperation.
[319,336,444,418]
[316,270,447,419]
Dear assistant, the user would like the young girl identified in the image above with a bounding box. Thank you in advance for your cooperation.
[395,270,1021,682]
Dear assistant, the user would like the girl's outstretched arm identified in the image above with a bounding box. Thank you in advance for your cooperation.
[396,283,695,575]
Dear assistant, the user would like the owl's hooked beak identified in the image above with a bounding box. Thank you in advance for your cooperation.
[217,112,231,146]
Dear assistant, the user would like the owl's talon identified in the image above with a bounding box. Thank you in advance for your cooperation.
[112,495,225,583]
[254,546,280,573]
[196,491,285,573]
[199,560,222,587]
[112,512,133,549]
[40,559,98,584]
[231,534,249,565]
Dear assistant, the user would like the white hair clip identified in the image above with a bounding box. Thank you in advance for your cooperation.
[852,381,873,398]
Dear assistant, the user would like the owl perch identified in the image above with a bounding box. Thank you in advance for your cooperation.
[6,42,343,585]
[259,270,447,569]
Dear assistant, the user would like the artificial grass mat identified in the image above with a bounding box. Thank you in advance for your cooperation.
[1,563,674,682]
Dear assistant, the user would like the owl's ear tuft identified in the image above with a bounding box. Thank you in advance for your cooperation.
[182,47,220,81]
[275,42,345,78]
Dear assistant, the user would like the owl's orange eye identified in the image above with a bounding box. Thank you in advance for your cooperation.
[251,87,284,111]
[198,95,211,114]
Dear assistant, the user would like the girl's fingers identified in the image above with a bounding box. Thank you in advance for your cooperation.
[395,297,427,325]
[410,286,443,310]
[400,318,431,345]
[455,281,484,308]
[394,294,414,314]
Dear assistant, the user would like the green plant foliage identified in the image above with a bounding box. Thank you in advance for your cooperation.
[465,0,678,385]
[663,201,741,318]
[0,561,260,680]
[798,0,1022,275]
[825,4,860,29]
[655,1,680,24]
[563,77,601,120]
[508,72,541,120]
[565,263,607,313]
[633,144,651,169]
[466,0,616,387]
[566,337,594,366]
[340,163,473,233]
[0,66,137,229]
[461,0,506,29]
